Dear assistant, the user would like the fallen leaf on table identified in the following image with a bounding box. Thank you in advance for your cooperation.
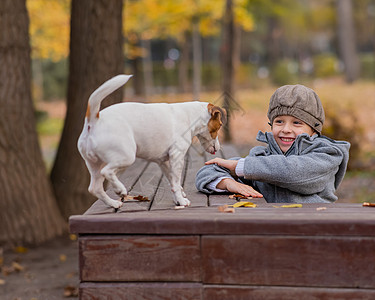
[229,194,253,200]
[218,205,235,213]
[316,207,327,211]
[126,195,150,202]
[363,202,375,207]
[273,204,303,208]
[229,201,257,208]
[0,278,5,285]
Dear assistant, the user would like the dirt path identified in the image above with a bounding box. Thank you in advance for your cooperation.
[1,235,78,300]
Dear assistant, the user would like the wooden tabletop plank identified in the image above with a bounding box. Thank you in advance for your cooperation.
[71,203,375,236]
[118,161,163,212]
[150,146,208,210]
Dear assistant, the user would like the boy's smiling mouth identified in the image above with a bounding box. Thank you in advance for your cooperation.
[279,137,295,143]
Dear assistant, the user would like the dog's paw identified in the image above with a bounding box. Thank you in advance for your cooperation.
[110,199,123,209]
[177,198,191,207]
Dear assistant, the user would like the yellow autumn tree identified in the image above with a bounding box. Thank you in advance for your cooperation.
[27,0,70,61]
[124,0,253,57]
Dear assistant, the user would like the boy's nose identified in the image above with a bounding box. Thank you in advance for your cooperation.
[282,123,292,133]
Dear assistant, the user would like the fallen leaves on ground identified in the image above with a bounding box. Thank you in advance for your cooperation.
[2,261,25,276]
[64,285,79,297]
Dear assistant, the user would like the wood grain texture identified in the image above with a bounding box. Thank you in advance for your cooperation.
[204,285,375,300]
[80,236,201,282]
[202,235,375,288]
[80,282,202,300]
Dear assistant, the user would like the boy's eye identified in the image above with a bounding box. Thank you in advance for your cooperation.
[274,119,283,124]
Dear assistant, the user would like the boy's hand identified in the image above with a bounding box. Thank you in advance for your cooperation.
[218,178,263,198]
[205,158,238,177]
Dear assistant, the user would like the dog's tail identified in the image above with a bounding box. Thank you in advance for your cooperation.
[86,74,133,123]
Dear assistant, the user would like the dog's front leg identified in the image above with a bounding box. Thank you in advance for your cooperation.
[159,161,187,199]
[164,154,190,207]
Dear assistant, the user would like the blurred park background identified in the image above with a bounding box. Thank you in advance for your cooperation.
[0,0,375,248]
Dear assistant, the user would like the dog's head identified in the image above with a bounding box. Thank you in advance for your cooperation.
[196,103,227,155]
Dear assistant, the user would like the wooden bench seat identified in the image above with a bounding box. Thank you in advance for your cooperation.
[69,144,375,300]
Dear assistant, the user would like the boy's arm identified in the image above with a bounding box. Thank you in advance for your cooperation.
[196,158,263,197]
[195,160,238,194]
[241,147,345,194]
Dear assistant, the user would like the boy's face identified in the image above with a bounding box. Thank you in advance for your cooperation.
[272,115,314,153]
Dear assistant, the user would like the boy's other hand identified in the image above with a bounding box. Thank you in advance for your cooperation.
[218,178,263,198]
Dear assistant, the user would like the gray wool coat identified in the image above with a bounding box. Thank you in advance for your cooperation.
[195,131,350,203]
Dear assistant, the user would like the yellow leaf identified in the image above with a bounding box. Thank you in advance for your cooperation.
[230,201,257,208]
[59,254,67,263]
[273,204,303,208]
[14,246,28,254]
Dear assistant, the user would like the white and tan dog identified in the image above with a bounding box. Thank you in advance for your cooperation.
[78,75,226,209]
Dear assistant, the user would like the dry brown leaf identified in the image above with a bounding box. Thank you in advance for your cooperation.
[0,278,5,285]
[218,205,235,213]
[316,207,327,211]
[64,285,79,297]
[126,195,150,202]
[229,194,253,200]
[363,202,375,207]
[12,261,24,272]
[59,254,67,263]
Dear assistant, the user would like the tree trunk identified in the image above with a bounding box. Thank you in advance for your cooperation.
[0,0,65,245]
[336,0,360,83]
[178,31,191,94]
[221,0,238,142]
[142,39,154,96]
[50,0,124,219]
[192,18,202,100]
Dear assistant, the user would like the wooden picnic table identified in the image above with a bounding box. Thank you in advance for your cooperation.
[69,143,375,300]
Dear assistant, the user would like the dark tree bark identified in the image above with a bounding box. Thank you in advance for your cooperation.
[178,31,191,94]
[336,0,360,83]
[0,0,65,245]
[51,0,124,218]
[221,0,239,142]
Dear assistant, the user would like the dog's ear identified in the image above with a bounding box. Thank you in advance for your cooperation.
[207,103,227,126]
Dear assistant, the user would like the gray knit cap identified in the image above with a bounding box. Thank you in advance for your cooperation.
[267,84,325,134]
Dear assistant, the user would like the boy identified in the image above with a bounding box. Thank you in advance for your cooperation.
[195,84,350,203]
